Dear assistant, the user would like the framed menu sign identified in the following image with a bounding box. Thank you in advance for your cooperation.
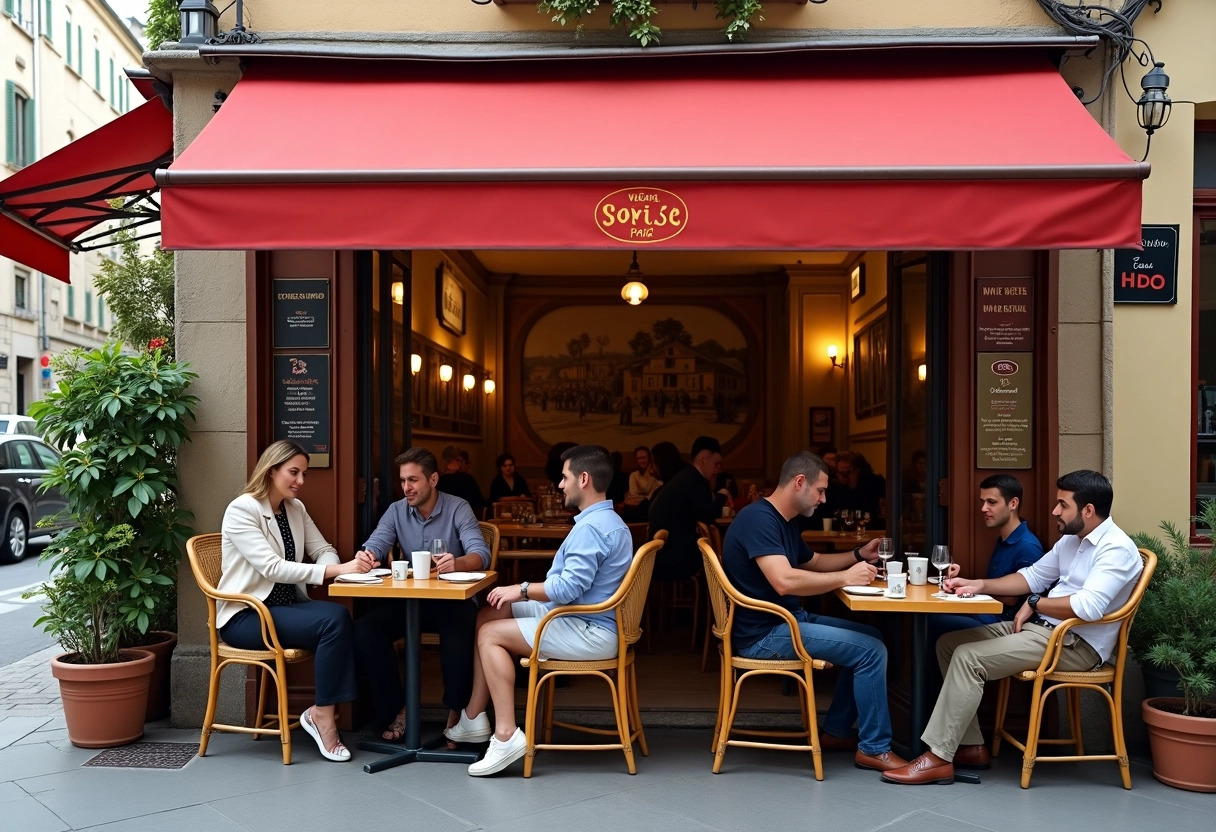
[273,279,330,349]
[976,353,1033,469]
[1113,224,1179,304]
[975,277,1033,350]
[273,354,331,467]
[436,263,466,336]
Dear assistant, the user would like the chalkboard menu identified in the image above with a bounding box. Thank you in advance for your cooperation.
[1113,225,1179,304]
[975,277,1034,350]
[273,279,331,348]
[273,354,331,467]
[976,353,1033,469]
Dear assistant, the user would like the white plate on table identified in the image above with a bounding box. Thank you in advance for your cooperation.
[842,585,885,596]
[927,575,940,584]
[333,573,383,584]
[367,568,392,577]
[438,572,488,583]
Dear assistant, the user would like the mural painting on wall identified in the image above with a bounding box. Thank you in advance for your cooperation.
[522,305,750,451]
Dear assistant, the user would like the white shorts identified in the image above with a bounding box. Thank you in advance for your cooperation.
[511,600,618,662]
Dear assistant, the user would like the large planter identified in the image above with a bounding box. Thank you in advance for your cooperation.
[1141,664,1183,700]
[51,649,155,748]
[134,631,177,722]
[1142,697,1216,793]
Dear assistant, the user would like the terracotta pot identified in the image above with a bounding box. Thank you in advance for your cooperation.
[1142,697,1216,793]
[51,649,155,748]
[134,631,178,722]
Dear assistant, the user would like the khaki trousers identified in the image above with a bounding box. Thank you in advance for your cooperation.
[921,621,1100,761]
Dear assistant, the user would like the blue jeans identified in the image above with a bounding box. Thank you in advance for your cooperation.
[738,613,891,755]
[927,612,1004,646]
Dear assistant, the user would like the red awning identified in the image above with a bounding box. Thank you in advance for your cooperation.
[0,97,173,281]
[159,51,1146,252]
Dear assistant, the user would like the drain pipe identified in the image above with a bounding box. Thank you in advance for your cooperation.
[32,2,49,356]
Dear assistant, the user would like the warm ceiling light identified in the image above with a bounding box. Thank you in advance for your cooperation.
[484,377,496,395]
[620,251,648,305]
[391,281,405,305]
[411,353,422,374]
[462,373,476,391]
[827,345,846,370]
[918,363,927,382]
[439,364,453,383]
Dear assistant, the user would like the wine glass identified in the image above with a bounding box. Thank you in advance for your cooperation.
[840,510,856,537]
[876,538,893,581]
[857,511,871,539]
[931,545,951,597]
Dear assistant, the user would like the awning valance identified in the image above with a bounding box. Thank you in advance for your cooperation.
[0,97,173,281]
[159,51,1146,252]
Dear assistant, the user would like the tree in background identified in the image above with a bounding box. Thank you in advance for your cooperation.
[145,0,181,50]
[93,229,176,357]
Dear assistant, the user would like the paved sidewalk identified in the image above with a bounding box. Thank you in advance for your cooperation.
[0,645,61,717]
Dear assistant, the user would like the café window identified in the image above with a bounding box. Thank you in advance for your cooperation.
[1197,216,1216,529]
[14,268,29,311]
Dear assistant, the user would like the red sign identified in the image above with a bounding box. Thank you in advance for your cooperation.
[975,277,1034,351]
[595,187,688,244]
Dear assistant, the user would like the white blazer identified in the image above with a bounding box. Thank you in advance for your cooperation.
[217,493,340,628]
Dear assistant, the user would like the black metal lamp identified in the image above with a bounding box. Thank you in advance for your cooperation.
[1136,61,1172,136]
[178,0,219,45]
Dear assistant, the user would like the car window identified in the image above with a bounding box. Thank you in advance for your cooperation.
[32,443,59,470]
[16,421,37,436]
[10,442,36,469]
[0,420,8,432]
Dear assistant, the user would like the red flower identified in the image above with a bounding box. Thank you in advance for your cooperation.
[148,337,167,351]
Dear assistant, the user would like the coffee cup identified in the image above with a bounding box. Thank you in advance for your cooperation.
[391,560,409,581]
[822,518,834,532]
[887,561,905,577]
[885,573,907,598]
[907,556,929,585]
[410,550,432,578]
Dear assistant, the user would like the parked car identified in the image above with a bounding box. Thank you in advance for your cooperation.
[0,435,69,564]
[0,414,39,436]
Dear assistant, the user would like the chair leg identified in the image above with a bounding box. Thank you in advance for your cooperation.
[523,664,541,779]
[198,653,222,758]
[1107,686,1132,790]
[714,675,745,774]
[253,665,270,738]
[711,660,728,753]
[273,658,292,765]
[991,677,1010,757]
[700,616,713,673]
[543,675,557,745]
[1067,688,1085,756]
[628,663,648,757]
[608,673,635,775]
[802,671,824,782]
[1020,681,1047,789]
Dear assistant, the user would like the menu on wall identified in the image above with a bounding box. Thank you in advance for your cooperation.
[273,354,331,467]
[976,353,1033,469]
[273,279,331,349]
[975,277,1034,350]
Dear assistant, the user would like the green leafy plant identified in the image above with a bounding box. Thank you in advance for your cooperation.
[93,227,176,358]
[29,343,198,652]
[145,0,182,51]
[537,0,767,46]
[1132,501,1216,717]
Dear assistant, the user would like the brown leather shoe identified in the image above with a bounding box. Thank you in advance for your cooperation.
[818,732,859,752]
[952,744,991,770]
[880,752,955,785]
[854,749,909,771]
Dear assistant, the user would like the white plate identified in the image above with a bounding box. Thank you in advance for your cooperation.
[333,573,382,584]
[927,575,940,584]
[367,568,392,577]
[842,585,885,596]
[438,571,488,583]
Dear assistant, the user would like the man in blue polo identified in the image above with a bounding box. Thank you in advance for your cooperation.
[929,474,1044,643]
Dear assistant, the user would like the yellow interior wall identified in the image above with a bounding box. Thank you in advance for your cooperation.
[847,251,889,476]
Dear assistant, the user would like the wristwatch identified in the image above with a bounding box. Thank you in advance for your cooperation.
[1027,593,1041,612]
[853,546,866,563]
[520,581,530,600]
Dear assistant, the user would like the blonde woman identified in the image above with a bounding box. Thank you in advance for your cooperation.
[219,440,375,762]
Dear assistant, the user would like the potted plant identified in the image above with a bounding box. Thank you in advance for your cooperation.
[538,1,767,46]
[29,342,198,738]
[1132,501,1216,792]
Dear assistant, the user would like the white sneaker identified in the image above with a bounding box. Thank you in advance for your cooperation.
[468,728,527,776]
[444,709,492,744]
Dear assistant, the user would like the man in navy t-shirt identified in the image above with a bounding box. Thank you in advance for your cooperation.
[722,451,907,773]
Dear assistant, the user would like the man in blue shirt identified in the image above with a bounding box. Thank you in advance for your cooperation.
[353,447,490,744]
[456,445,634,776]
[929,474,1044,643]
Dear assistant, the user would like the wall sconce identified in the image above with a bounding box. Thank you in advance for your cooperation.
[483,374,496,395]
[411,353,422,375]
[462,373,476,391]
[178,0,219,45]
[439,363,453,383]
[917,363,927,382]
[1136,61,1171,160]
[827,345,847,370]
[620,251,649,306]
[391,281,405,305]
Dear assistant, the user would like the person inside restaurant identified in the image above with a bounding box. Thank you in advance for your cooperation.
[353,447,490,744]
[438,444,486,519]
[450,445,633,776]
[648,435,730,582]
[722,450,906,773]
[882,470,1143,785]
[488,452,532,502]
[619,444,662,522]
[219,440,375,762]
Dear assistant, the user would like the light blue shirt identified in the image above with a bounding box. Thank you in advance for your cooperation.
[542,500,633,631]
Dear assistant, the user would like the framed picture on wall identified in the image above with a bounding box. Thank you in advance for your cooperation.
[809,407,834,446]
[436,262,466,336]
[853,314,888,419]
[850,262,867,301]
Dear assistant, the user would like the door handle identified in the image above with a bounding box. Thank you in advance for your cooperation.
[17,477,32,484]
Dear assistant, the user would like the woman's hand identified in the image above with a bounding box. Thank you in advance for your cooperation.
[341,553,375,574]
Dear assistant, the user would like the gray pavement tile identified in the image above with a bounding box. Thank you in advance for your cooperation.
[210,774,476,832]
[0,740,96,783]
[0,716,53,749]
[0,781,69,832]
[78,804,251,832]
[481,791,719,832]
[13,728,69,747]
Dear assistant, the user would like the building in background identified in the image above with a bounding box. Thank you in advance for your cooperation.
[1,0,142,412]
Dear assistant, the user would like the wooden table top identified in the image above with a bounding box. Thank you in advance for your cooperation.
[328,571,497,600]
[800,530,886,544]
[833,581,1003,614]
[488,521,573,539]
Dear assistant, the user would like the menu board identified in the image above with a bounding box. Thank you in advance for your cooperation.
[273,279,331,349]
[975,277,1033,350]
[273,354,331,467]
[976,353,1033,469]
[1113,224,1179,304]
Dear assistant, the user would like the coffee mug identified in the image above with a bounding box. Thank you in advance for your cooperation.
[885,573,907,598]
[887,561,905,577]
[822,518,834,532]
[907,556,929,586]
[410,550,432,578]
[391,560,409,581]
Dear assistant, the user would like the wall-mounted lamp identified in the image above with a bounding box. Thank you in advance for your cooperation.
[178,0,219,45]
[1136,61,1171,161]
[411,353,422,375]
[917,363,927,382]
[391,281,405,305]
[483,374,496,395]
[620,251,649,306]
[439,363,453,383]
[827,345,847,370]
[462,373,476,392]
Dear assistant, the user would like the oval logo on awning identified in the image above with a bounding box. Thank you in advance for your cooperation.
[991,360,1019,376]
[596,187,688,244]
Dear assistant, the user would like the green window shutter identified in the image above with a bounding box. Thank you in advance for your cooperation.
[94,48,100,90]
[98,296,105,327]
[2,1,13,19]
[85,290,93,323]
[109,58,114,103]
[22,95,33,164]
[43,0,50,38]
[67,286,74,318]
[65,20,71,64]
[75,26,81,74]
[4,81,15,167]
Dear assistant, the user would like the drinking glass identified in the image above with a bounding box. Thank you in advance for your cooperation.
[840,510,855,537]
[858,511,871,539]
[931,544,951,597]
[877,538,893,580]
[430,538,448,558]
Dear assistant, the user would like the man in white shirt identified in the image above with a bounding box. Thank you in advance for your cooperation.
[881,470,1142,785]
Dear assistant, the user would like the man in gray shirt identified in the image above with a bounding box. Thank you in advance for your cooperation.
[353,447,489,743]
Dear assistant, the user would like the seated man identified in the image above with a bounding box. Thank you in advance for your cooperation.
[353,447,490,742]
[929,474,1044,642]
[723,450,906,772]
[452,444,633,776]
[882,470,1143,784]
[648,435,730,582]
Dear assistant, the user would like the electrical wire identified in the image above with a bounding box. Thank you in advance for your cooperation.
[1036,1,1163,104]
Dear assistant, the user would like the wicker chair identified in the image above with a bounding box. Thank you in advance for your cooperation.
[520,530,667,777]
[700,538,830,780]
[991,547,1157,789]
[697,521,724,672]
[419,521,500,649]
[186,533,313,765]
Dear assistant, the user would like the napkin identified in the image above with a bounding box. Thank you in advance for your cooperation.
[333,573,383,584]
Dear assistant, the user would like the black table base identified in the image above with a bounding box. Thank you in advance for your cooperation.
[358,735,481,774]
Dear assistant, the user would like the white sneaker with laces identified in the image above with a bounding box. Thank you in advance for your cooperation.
[468,728,527,776]
[444,709,492,744]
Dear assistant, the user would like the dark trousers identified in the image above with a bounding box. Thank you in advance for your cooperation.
[354,598,478,725]
[219,600,357,706]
